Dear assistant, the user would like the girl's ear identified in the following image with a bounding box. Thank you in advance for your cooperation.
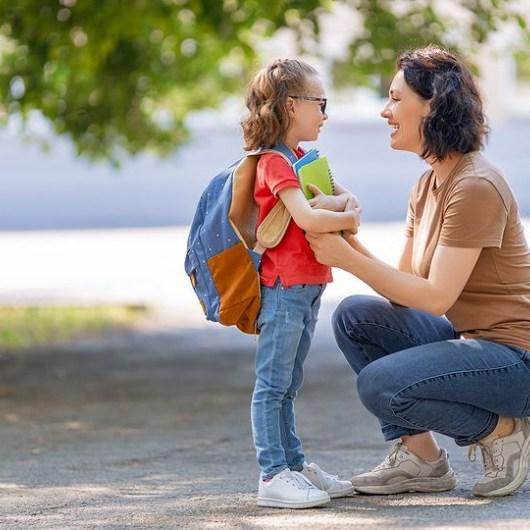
[287,96,296,115]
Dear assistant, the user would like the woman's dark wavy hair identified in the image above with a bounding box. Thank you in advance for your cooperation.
[242,59,318,150]
[397,46,489,161]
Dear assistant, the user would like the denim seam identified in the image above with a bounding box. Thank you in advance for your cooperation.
[347,321,421,347]
[381,424,424,437]
[388,360,525,434]
[525,394,530,416]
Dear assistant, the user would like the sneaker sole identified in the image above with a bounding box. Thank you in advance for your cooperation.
[473,425,530,498]
[353,470,457,495]
[329,484,356,498]
[257,495,331,509]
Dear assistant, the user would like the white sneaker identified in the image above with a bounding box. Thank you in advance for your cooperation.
[300,462,355,498]
[257,468,331,509]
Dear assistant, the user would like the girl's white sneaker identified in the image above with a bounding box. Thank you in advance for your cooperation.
[301,462,356,498]
[257,468,331,508]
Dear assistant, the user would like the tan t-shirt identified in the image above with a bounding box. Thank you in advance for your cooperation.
[405,151,530,350]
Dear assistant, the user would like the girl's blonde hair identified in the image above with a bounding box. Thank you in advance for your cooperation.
[241,59,318,150]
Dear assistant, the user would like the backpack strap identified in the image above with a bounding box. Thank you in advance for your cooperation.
[254,200,292,254]
[252,144,299,255]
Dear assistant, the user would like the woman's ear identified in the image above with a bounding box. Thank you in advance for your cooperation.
[421,98,431,118]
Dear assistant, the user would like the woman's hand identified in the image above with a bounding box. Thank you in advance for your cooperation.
[343,196,362,236]
[306,231,355,268]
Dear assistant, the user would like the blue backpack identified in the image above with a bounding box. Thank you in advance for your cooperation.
[184,144,299,334]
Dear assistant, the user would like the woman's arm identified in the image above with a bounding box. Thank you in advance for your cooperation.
[344,234,376,259]
[306,231,481,315]
[344,234,412,269]
[397,237,413,273]
[278,187,359,233]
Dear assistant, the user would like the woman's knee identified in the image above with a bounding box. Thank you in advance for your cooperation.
[332,295,385,342]
[356,360,396,418]
[332,295,394,371]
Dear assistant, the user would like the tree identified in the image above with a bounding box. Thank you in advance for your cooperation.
[332,0,529,93]
[0,0,323,162]
[0,0,527,162]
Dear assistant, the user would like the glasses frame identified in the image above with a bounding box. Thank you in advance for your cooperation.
[288,95,327,114]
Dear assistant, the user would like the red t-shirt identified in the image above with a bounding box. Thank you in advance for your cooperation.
[254,148,333,287]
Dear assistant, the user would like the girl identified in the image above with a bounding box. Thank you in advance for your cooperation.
[308,46,530,498]
[241,58,359,508]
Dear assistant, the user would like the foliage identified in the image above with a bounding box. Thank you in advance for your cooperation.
[0,0,527,162]
[514,33,530,79]
[0,0,324,162]
[332,0,529,92]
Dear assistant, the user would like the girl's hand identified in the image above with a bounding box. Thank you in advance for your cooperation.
[306,231,354,268]
[307,184,344,211]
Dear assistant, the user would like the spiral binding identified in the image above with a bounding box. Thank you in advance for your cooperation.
[328,165,335,195]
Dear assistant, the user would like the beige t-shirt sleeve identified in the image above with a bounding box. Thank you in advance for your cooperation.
[439,177,508,248]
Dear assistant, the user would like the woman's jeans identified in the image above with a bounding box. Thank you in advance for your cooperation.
[332,295,530,446]
[251,282,324,479]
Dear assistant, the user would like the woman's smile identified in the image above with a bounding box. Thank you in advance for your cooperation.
[389,122,400,137]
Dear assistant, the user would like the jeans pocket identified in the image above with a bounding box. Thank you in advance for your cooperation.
[258,284,280,330]
[511,346,530,363]
[287,284,307,293]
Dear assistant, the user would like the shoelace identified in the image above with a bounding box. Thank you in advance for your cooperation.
[285,471,316,490]
[373,442,402,471]
[468,441,500,477]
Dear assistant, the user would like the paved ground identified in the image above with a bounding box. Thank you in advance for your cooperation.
[2,224,530,528]
[2,304,530,529]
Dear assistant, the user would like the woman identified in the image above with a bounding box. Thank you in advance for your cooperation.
[307,46,530,498]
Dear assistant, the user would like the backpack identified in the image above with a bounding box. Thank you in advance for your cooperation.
[184,144,299,334]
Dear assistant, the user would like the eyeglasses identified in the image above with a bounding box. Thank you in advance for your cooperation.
[289,95,327,114]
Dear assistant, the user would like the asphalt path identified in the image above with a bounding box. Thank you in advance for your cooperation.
[2,315,530,529]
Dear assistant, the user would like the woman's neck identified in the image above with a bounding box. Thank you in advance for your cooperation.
[429,153,465,189]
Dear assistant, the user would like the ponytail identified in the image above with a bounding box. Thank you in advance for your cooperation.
[242,59,318,150]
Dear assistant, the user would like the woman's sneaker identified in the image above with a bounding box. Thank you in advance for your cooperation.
[257,468,331,508]
[471,417,530,497]
[351,442,457,494]
[300,462,355,498]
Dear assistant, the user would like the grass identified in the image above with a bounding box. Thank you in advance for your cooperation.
[0,305,147,350]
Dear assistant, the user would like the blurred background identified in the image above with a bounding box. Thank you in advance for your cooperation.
[1,0,529,348]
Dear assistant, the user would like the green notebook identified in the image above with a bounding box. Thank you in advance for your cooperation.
[297,156,335,199]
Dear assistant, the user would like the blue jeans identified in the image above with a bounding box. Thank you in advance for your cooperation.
[332,295,530,446]
[251,281,324,479]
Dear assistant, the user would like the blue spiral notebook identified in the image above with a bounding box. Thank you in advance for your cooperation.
[293,149,335,199]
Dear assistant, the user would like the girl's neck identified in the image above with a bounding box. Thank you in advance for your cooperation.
[283,131,300,153]
[429,153,465,189]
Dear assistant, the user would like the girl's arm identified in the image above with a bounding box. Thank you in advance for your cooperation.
[278,187,359,233]
[306,231,481,316]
